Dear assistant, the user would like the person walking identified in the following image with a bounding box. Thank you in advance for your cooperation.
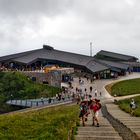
[94,89,98,97]
[79,100,89,126]
[130,98,137,115]
[90,86,93,93]
[90,99,101,127]
[41,96,44,104]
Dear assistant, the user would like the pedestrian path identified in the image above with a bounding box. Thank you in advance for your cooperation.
[106,103,140,140]
[76,110,123,140]
[75,73,140,140]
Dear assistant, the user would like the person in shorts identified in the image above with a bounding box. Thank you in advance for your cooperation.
[90,99,101,127]
[79,100,89,126]
[130,98,137,115]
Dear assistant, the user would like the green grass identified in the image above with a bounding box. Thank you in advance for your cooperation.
[108,78,140,96]
[0,71,61,113]
[107,78,140,116]
[0,104,79,140]
[117,96,140,117]
[0,71,61,100]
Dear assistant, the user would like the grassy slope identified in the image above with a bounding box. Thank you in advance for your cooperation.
[118,96,140,117]
[0,71,61,99]
[106,78,140,116]
[0,104,79,140]
[0,71,61,113]
[106,78,140,96]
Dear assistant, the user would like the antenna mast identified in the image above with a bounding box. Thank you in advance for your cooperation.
[90,42,92,56]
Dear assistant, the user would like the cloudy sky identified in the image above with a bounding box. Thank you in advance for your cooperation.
[0,0,140,58]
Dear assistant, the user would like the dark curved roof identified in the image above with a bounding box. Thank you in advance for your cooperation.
[0,45,136,73]
[0,49,42,62]
[86,59,109,72]
[96,50,138,61]
[97,60,129,70]
[12,48,93,65]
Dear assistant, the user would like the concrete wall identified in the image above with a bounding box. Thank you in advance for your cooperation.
[22,71,61,87]
[21,68,74,88]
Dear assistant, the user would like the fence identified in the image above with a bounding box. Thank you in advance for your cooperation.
[7,96,73,107]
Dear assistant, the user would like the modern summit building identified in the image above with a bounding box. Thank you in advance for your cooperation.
[0,45,139,79]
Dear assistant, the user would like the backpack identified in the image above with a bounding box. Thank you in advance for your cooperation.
[132,103,137,109]
[80,104,88,113]
[79,103,88,117]
[130,101,137,109]
[97,102,102,110]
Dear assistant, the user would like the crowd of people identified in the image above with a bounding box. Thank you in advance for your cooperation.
[68,77,102,127]
[53,76,102,127]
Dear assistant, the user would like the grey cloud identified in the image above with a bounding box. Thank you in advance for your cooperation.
[0,0,140,59]
[1,0,139,26]
[0,0,74,39]
[71,0,140,25]
[0,0,73,17]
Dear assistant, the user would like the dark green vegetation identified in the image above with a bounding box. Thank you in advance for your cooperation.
[117,96,140,117]
[108,78,140,116]
[107,78,140,96]
[0,72,61,113]
[0,104,79,140]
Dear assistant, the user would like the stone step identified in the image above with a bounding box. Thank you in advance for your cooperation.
[76,106,122,140]
[123,122,140,126]
[77,131,121,136]
[78,126,115,131]
[128,126,140,129]
[107,112,130,116]
[83,117,109,120]
[129,128,140,132]
[79,124,111,127]
[117,118,140,121]
[114,116,139,119]
[106,103,140,140]
[131,130,140,133]
[83,121,111,125]
[76,135,123,140]
[87,117,109,121]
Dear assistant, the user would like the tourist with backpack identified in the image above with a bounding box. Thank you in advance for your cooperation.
[79,100,89,126]
[90,99,101,127]
[130,98,137,115]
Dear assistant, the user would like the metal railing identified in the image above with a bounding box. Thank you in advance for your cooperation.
[7,96,73,107]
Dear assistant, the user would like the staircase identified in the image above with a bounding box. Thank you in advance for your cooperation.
[76,110,123,140]
[105,104,140,140]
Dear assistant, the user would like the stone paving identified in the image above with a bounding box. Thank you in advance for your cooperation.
[106,104,140,140]
[72,73,140,102]
[76,110,123,140]
[74,73,140,140]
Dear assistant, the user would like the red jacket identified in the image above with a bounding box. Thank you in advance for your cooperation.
[90,103,98,112]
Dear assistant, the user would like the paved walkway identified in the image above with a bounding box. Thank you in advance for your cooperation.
[106,103,140,140]
[75,73,140,140]
[76,110,123,140]
[72,73,140,102]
